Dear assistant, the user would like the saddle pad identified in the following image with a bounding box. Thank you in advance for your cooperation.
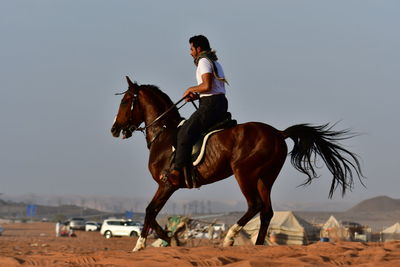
[170,129,223,165]
[192,129,223,166]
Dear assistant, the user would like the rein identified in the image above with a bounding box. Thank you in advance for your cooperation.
[115,87,199,148]
[134,96,187,148]
[115,88,188,147]
[130,96,187,133]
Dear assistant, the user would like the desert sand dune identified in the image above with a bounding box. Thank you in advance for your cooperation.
[0,222,399,266]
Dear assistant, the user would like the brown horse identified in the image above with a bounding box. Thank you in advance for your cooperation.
[111,76,363,251]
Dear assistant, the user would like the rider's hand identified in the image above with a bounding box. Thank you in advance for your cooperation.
[188,92,199,101]
[183,88,196,102]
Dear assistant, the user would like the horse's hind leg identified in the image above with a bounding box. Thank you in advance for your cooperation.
[223,170,262,247]
[255,169,281,245]
[255,182,273,245]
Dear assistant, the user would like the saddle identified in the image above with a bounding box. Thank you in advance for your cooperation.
[191,113,237,165]
[172,112,237,188]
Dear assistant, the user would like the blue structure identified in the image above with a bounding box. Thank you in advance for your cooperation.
[125,211,134,219]
[26,204,37,217]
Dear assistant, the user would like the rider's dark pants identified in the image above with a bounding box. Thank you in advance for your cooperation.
[174,94,228,170]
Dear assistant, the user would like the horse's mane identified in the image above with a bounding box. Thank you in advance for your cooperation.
[138,84,182,122]
[139,84,173,104]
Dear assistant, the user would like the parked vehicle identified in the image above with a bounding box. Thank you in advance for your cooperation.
[68,218,86,230]
[212,223,227,232]
[85,221,101,231]
[100,219,143,239]
[0,225,3,236]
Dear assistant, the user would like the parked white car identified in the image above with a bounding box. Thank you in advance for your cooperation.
[85,221,101,231]
[213,223,227,232]
[100,219,143,239]
[68,218,86,230]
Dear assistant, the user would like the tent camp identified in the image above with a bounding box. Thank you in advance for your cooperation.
[239,211,319,245]
[322,215,341,229]
[321,215,344,240]
[381,222,400,241]
[320,215,368,241]
[320,215,351,241]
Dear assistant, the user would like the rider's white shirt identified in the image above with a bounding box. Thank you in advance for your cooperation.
[196,58,226,98]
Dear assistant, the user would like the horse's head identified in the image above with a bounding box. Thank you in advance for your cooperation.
[111,76,144,139]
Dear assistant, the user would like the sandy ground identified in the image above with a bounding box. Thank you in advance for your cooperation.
[0,222,400,267]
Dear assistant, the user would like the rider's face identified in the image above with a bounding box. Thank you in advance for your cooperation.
[190,43,201,58]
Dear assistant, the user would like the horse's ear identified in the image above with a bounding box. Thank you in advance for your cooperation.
[126,76,139,93]
[126,76,135,86]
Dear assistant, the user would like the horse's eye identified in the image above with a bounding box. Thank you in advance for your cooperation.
[121,99,129,105]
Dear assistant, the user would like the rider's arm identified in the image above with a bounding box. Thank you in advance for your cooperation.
[183,73,212,100]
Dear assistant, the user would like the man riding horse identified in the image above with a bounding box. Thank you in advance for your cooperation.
[163,35,230,187]
[110,35,363,252]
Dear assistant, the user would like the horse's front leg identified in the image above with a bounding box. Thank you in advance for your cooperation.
[133,183,176,252]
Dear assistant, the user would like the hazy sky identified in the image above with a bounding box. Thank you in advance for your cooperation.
[1,1,399,206]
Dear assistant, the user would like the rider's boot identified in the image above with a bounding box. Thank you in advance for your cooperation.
[183,165,199,189]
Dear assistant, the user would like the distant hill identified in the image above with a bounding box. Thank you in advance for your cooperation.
[294,195,400,231]
[1,193,357,214]
[0,200,146,221]
[347,196,400,213]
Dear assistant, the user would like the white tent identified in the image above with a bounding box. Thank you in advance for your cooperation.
[381,222,400,241]
[382,222,400,234]
[322,215,341,229]
[239,211,319,245]
[320,215,351,241]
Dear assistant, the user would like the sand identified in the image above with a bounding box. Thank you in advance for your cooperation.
[0,222,399,266]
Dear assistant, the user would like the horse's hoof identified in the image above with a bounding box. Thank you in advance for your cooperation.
[132,236,146,252]
[132,246,143,252]
[222,238,234,247]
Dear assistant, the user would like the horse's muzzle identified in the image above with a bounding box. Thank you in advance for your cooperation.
[111,124,121,138]
[122,129,133,139]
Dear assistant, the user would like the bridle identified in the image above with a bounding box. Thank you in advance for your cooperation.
[115,88,187,147]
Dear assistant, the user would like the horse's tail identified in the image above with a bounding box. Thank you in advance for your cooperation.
[282,123,364,198]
